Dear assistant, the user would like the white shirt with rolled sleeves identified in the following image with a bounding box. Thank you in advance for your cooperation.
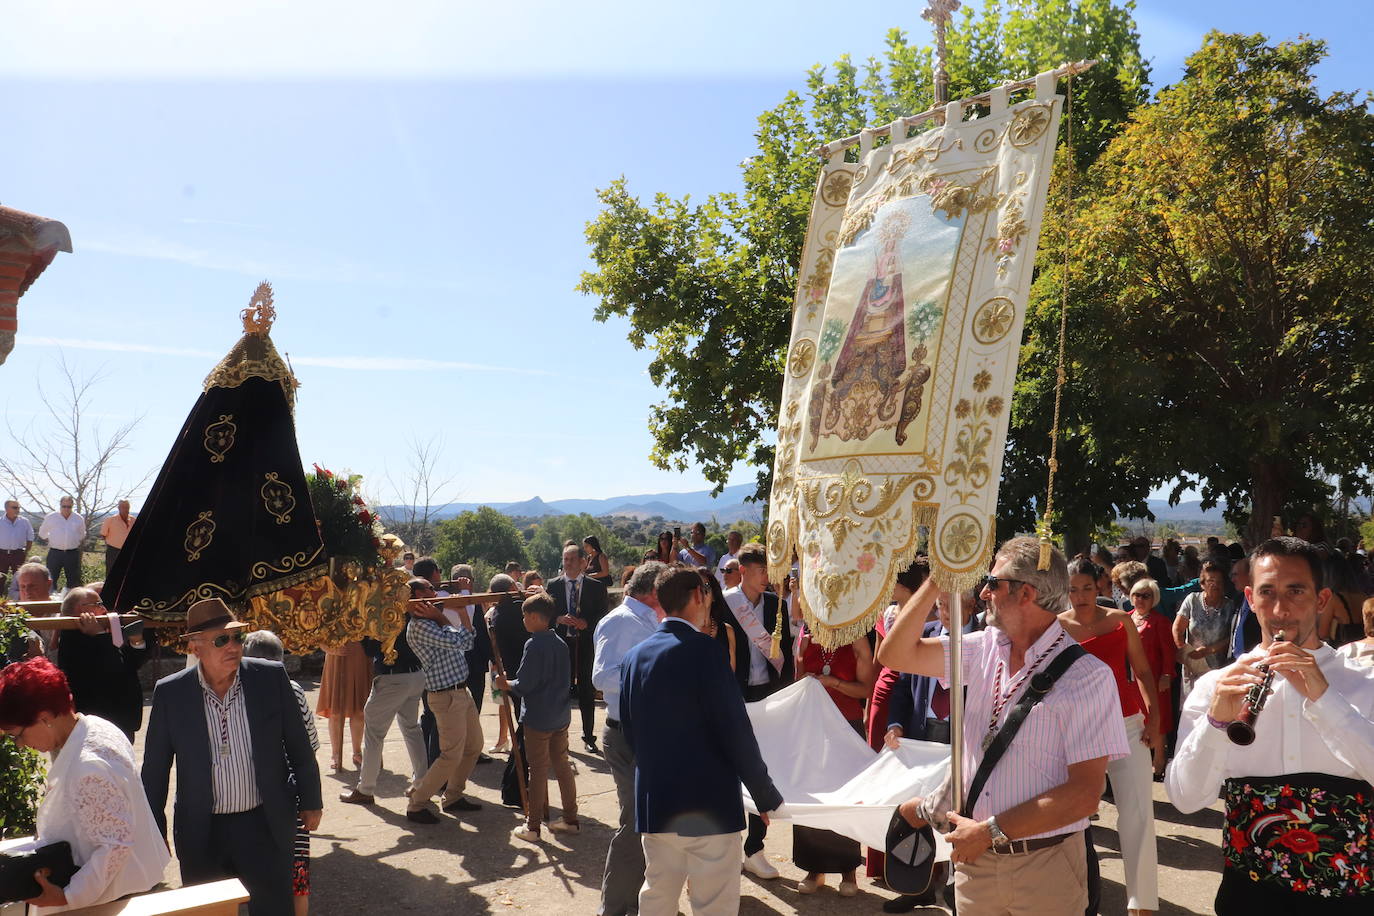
[591,595,659,721]
[941,621,1129,839]
[1165,642,1374,814]
[39,511,85,550]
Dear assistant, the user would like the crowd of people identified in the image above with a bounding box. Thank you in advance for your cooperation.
[2,503,1372,915]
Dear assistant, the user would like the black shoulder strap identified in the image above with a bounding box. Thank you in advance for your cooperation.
[960,643,1087,819]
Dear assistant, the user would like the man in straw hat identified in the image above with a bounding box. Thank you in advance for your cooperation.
[142,598,322,916]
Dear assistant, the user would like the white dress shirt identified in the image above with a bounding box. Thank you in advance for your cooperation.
[941,621,1129,838]
[39,512,86,550]
[1166,643,1374,814]
[33,715,170,913]
[591,595,660,720]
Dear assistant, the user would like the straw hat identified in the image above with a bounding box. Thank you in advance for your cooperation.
[185,598,249,635]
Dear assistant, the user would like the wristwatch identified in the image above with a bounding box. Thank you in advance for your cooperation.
[986,816,1011,850]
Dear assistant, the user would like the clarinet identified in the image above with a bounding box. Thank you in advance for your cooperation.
[1226,629,1285,746]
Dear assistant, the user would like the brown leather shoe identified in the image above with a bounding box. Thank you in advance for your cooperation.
[338,788,375,805]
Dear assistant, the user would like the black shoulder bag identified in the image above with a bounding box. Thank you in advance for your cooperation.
[960,642,1087,819]
[0,840,77,904]
[885,643,1087,895]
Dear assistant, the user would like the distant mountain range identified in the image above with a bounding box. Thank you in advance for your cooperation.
[1127,499,1227,523]
[378,491,1224,528]
[379,482,765,526]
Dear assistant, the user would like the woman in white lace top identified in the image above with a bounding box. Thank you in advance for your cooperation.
[0,657,169,913]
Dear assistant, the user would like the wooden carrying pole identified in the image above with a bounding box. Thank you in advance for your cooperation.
[809,59,1095,159]
[485,617,529,817]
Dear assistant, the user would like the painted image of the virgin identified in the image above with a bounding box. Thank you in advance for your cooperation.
[807,205,936,451]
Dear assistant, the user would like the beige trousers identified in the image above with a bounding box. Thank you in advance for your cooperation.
[639,832,741,916]
[524,724,578,831]
[954,830,1087,915]
[408,687,482,810]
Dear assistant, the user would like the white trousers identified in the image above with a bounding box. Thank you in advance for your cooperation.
[639,832,741,916]
[1108,712,1158,910]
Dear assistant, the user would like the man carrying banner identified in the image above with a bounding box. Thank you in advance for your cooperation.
[877,537,1128,915]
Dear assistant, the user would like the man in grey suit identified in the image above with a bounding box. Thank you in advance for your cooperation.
[142,599,322,916]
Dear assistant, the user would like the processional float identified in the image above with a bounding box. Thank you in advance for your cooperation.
[11,283,497,661]
[766,0,1090,807]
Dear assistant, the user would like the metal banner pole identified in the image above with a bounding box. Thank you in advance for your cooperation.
[948,590,965,808]
[925,0,967,813]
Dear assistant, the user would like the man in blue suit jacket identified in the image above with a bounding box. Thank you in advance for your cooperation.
[621,567,783,916]
[141,599,322,916]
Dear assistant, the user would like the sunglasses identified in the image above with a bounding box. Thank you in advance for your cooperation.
[980,574,1026,593]
[199,632,246,649]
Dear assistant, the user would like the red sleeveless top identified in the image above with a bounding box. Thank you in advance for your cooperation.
[801,640,864,723]
[1080,621,1141,718]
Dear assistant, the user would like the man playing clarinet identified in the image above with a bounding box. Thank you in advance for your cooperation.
[1167,537,1374,914]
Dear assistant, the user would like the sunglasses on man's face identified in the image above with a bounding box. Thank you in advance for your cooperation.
[202,632,246,649]
[980,574,1026,593]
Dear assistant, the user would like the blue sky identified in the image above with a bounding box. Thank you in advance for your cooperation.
[2,1,1368,509]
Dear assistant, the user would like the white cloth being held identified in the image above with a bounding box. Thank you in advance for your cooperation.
[742,677,951,855]
[32,715,169,913]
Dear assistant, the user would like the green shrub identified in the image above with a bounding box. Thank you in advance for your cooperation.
[0,601,46,838]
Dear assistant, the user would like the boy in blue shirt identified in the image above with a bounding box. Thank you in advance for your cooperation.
[495,591,579,842]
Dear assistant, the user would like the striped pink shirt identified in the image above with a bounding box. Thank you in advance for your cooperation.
[941,621,1128,839]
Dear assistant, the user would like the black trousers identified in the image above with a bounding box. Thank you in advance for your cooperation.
[568,636,596,741]
[1216,867,1369,915]
[46,547,81,590]
[420,693,439,765]
[180,808,292,916]
[743,680,783,856]
[105,544,120,575]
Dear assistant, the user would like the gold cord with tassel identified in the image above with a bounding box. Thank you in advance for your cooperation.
[1038,73,1074,571]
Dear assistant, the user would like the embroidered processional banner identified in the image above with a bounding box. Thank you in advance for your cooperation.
[769,74,1065,646]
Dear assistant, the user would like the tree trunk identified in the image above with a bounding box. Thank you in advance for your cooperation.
[1062,515,1093,559]
[1247,457,1290,548]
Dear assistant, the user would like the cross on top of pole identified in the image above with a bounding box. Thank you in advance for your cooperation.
[922,0,962,108]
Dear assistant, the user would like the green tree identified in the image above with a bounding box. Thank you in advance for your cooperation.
[526,514,635,578]
[1058,32,1374,544]
[433,506,529,574]
[579,0,1149,504]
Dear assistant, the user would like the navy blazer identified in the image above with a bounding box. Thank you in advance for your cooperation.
[141,658,322,865]
[620,618,783,836]
[887,619,974,740]
[548,574,608,658]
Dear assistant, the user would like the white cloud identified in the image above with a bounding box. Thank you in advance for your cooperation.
[81,236,280,278]
[0,0,912,79]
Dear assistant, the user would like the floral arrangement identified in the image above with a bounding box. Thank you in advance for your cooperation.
[307,464,384,569]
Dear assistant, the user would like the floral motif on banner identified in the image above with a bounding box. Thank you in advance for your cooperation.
[261,472,296,525]
[203,414,236,463]
[184,511,216,562]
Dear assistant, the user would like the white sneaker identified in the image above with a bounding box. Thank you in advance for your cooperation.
[742,851,780,879]
[511,825,541,843]
[549,819,580,835]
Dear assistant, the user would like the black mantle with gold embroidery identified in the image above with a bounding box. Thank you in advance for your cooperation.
[104,329,327,620]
